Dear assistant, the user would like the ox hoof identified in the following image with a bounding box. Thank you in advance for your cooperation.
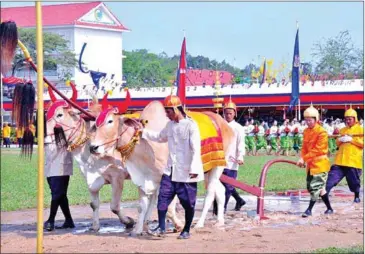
[129,231,144,237]
[194,222,204,229]
[123,217,135,229]
[214,221,225,228]
[89,226,100,232]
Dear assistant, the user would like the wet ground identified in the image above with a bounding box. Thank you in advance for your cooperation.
[1,186,363,253]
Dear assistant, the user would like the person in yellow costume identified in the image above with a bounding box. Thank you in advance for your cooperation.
[28,121,36,136]
[326,106,364,203]
[297,104,333,217]
[15,126,24,148]
[2,122,11,148]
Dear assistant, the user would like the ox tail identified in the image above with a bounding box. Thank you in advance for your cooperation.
[12,82,35,129]
[21,128,34,159]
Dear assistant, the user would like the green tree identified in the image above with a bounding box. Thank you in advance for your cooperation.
[311,30,364,77]
[14,28,77,80]
[123,49,252,87]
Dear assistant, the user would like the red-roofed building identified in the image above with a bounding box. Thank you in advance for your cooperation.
[1,2,129,86]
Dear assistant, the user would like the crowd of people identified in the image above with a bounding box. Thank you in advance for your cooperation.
[1,122,36,148]
[239,117,364,157]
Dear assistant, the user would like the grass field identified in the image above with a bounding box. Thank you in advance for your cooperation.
[0,149,351,212]
[310,245,364,253]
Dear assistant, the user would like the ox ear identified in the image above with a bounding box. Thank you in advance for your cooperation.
[118,116,139,134]
[118,116,127,136]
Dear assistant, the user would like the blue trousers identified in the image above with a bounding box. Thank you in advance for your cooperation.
[326,165,362,194]
[157,174,197,211]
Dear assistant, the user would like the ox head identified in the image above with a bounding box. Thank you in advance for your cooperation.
[89,89,143,156]
[46,82,83,147]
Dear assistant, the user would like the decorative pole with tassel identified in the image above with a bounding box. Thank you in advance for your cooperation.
[35,2,45,253]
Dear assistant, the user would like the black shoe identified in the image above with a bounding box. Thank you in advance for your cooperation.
[324,209,334,215]
[354,197,361,203]
[177,231,190,240]
[55,220,75,229]
[302,209,312,218]
[234,199,246,211]
[147,227,166,237]
[44,221,55,231]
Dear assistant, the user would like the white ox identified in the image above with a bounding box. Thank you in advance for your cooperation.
[89,100,235,235]
[45,87,182,234]
[45,88,133,231]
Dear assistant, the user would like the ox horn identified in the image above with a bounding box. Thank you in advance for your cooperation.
[101,91,109,111]
[48,84,57,102]
[91,94,98,105]
[118,88,131,113]
[68,81,78,102]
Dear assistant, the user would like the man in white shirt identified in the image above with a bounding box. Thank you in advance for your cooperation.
[242,120,249,153]
[267,120,279,155]
[213,98,246,214]
[298,120,306,150]
[325,119,336,155]
[44,122,75,231]
[292,119,301,154]
[336,119,346,130]
[141,94,204,240]
[255,120,267,155]
[247,119,256,155]
[278,119,290,156]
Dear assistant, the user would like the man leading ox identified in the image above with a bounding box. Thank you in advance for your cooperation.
[140,94,204,240]
[213,98,246,214]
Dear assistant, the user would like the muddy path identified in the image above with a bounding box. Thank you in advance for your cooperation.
[2,186,363,253]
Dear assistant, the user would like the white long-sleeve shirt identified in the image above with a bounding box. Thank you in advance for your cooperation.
[141,117,204,183]
[269,126,278,139]
[298,125,306,136]
[44,139,73,177]
[247,124,255,136]
[257,125,265,136]
[324,124,334,135]
[226,120,245,171]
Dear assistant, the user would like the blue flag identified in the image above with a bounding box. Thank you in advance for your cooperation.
[288,28,300,111]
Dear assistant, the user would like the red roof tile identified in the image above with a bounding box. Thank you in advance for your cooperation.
[1,2,128,31]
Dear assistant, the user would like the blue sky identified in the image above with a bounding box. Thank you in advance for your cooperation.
[2,1,363,69]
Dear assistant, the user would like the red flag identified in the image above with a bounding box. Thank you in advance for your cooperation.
[176,37,187,105]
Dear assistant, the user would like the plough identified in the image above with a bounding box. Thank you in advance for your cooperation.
[219,159,298,220]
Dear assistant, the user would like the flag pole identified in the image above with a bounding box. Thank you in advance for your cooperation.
[183,29,186,111]
[36,2,45,253]
[296,21,301,121]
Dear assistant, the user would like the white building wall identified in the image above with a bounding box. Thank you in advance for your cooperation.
[43,27,76,82]
[74,27,123,87]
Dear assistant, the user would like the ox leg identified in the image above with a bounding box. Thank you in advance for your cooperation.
[167,195,184,232]
[214,180,226,227]
[88,177,105,232]
[195,166,224,228]
[110,178,135,229]
[130,189,150,236]
[143,191,158,232]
